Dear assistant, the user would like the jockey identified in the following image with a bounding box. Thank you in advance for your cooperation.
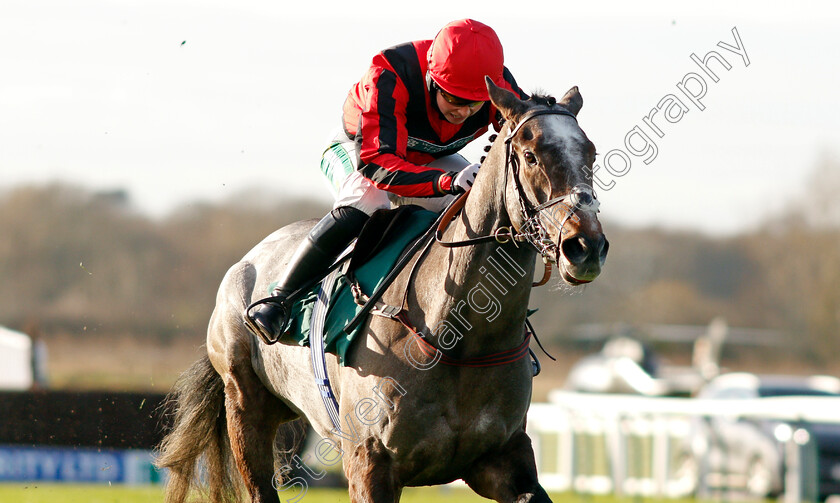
[251,18,528,339]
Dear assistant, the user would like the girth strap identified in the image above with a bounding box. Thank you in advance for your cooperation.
[394,311,532,368]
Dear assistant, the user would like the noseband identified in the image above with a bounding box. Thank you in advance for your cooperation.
[436,107,600,266]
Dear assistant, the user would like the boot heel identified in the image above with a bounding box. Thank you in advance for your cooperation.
[244,300,291,345]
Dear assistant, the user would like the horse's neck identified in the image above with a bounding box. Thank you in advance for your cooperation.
[427,142,537,354]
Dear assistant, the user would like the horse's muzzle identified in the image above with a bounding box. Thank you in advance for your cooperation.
[558,232,609,284]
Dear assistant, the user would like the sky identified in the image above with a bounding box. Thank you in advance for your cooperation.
[1,0,838,235]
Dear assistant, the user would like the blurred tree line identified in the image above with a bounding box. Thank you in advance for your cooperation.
[530,155,840,362]
[0,183,329,341]
[1,157,838,362]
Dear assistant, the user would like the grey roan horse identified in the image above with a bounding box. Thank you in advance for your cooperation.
[157,79,608,503]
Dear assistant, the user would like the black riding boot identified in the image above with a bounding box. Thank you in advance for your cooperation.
[250,206,369,342]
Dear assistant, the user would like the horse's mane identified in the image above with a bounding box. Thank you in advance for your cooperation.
[482,90,559,162]
[528,90,557,108]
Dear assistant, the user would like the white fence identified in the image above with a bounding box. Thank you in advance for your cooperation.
[0,326,32,390]
[527,391,840,502]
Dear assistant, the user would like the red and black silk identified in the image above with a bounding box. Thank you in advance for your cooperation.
[342,40,527,198]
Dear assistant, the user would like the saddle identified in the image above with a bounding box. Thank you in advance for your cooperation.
[272,206,438,365]
[347,205,427,277]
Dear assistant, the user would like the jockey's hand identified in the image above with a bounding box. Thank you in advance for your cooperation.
[451,163,481,194]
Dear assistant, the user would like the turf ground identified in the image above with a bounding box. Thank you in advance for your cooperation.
[0,484,705,503]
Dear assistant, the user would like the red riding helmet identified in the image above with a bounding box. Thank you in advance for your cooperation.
[427,19,505,102]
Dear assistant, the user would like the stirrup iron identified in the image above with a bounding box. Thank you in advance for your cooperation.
[243,298,292,345]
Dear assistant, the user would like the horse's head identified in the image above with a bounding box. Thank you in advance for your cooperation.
[487,78,608,285]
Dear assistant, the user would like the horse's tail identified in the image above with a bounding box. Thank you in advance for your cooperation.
[156,354,241,503]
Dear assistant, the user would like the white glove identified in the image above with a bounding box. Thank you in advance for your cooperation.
[452,163,481,193]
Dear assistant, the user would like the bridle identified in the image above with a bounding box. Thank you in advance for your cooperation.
[347,107,595,367]
[436,107,600,266]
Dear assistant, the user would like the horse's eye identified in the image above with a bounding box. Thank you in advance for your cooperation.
[523,151,537,165]
[578,191,593,205]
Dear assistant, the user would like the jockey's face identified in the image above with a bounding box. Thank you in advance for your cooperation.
[435,90,484,124]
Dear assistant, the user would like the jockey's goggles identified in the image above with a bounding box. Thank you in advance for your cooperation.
[434,83,485,109]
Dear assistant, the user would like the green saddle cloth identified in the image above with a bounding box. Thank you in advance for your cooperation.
[278,209,437,365]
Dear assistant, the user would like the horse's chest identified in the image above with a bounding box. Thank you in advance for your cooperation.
[386,395,528,483]
[449,405,512,441]
[414,408,507,448]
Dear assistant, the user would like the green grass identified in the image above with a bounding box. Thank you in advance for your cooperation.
[0,483,164,503]
[0,484,711,503]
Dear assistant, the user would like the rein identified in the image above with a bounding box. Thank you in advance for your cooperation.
[350,108,597,369]
[382,110,594,368]
[434,190,552,287]
[435,107,600,272]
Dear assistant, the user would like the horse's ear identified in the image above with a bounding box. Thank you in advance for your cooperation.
[558,86,583,116]
[486,76,528,122]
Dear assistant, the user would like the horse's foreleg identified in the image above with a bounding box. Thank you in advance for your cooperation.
[345,437,401,503]
[225,362,298,503]
[464,429,551,503]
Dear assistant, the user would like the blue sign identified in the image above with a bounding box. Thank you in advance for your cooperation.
[0,446,163,484]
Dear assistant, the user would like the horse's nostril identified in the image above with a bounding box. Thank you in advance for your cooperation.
[561,235,588,265]
[562,234,609,266]
[599,236,610,263]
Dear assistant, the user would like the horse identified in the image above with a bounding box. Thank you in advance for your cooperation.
[157,78,608,503]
